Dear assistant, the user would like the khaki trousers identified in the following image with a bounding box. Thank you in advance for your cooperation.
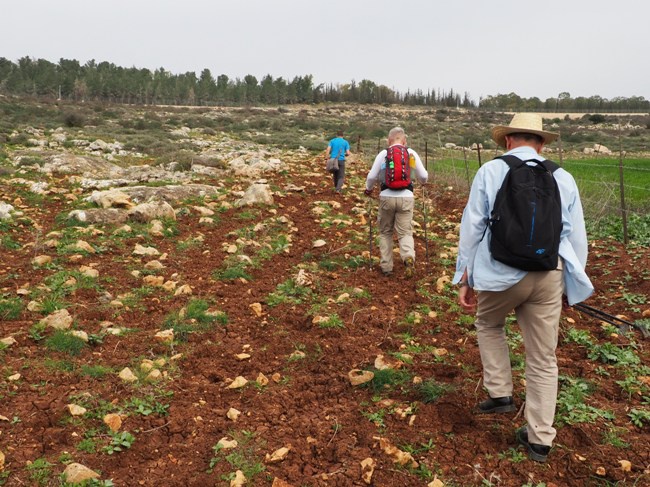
[476,266,564,446]
[378,196,415,273]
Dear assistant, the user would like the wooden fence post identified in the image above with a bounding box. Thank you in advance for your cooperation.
[462,147,471,190]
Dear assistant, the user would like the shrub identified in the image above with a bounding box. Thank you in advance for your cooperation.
[63,111,86,128]
[588,114,606,124]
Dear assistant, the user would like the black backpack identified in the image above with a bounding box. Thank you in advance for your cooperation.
[486,155,562,271]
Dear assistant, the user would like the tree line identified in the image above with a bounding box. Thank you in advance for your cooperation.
[0,56,648,112]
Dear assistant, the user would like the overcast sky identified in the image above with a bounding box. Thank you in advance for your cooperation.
[3,0,648,102]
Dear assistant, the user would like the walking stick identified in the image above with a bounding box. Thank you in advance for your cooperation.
[368,198,373,270]
[422,185,429,265]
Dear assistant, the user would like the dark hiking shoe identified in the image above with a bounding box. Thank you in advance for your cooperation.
[404,257,414,278]
[516,427,550,463]
[477,396,516,414]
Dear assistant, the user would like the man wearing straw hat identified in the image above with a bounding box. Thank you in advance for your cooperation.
[453,113,593,462]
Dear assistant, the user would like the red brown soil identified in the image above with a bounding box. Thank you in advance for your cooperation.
[0,156,648,486]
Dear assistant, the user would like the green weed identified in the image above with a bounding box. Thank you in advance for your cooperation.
[103,431,136,454]
[0,297,22,319]
[44,330,86,356]
[26,457,54,486]
[417,379,451,404]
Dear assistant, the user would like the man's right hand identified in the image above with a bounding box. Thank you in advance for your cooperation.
[459,285,477,313]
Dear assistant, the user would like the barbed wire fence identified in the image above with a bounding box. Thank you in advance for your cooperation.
[354,135,649,245]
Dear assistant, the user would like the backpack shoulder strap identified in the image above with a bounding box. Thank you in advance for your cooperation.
[495,154,525,169]
[497,155,560,173]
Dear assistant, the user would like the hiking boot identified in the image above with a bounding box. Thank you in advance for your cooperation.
[382,269,393,277]
[477,396,516,414]
[516,427,550,463]
[404,257,414,279]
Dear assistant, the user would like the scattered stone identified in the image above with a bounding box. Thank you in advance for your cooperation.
[312,239,326,248]
[250,302,263,317]
[256,372,269,386]
[348,369,374,386]
[63,463,100,484]
[433,348,448,357]
[0,450,4,471]
[27,301,43,312]
[289,350,306,360]
[235,183,274,207]
[174,284,192,296]
[336,293,350,303]
[79,265,99,278]
[227,376,248,389]
[596,466,606,476]
[162,280,177,292]
[428,479,445,487]
[272,478,294,487]
[32,255,52,266]
[144,260,165,270]
[377,436,418,468]
[266,446,290,463]
[133,244,160,256]
[619,460,632,472]
[436,275,450,292]
[66,404,87,416]
[218,437,239,450]
[0,337,17,347]
[230,470,246,487]
[128,200,176,223]
[236,353,251,361]
[103,413,122,432]
[90,189,133,209]
[70,330,89,342]
[41,309,73,330]
[311,315,329,325]
[227,244,238,254]
[154,329,174,344]
[7,373,20,382]
[146,369,162,381]
[360,457,376,485]
[271,373,282,383]
[70,240,95,254]
[118,367,138,383]
[143,275,165,286]
[227,408,241,421]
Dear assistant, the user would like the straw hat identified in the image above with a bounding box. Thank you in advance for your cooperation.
[491,113,559,148]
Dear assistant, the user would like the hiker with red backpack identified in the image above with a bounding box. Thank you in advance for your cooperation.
[364,127,428,278]
[453,113,594,463]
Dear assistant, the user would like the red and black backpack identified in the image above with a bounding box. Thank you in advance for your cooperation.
[381,145,413,191]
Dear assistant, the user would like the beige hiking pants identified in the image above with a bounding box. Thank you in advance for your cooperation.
[475,264,564,446]
[378,196,415,273]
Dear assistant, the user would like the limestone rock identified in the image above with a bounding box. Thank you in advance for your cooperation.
[174,284,192,296]
[218,437,239,449]
[154,329,174,344]
[0,202,14,220]
[227,376,248,389]
[70,240,95,254]
[312,239,326,248]
[127,200,176,223]
[66,404,87,416]
[68,208,129,225]
[227,408,241,421]
[103,413,122,432]
[41,309,73,330]
[63,463,100,484]
[266,446,290,463]
[230,470,246,487]
[256,372,269,386]
[79,265,99,278]
[32,255,52,266]
[235,183,274,207]
[70,330,89,342]
[360,457,376,485]
[90,189,133,209]
[133,244,160,256]
[119,367,138,383]
[146,369,162,381]
[0,337,17,347]
[348,369,374,386]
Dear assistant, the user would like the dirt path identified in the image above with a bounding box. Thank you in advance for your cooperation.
[0,153,648,486]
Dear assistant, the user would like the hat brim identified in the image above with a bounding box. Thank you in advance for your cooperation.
[491,126,559,148]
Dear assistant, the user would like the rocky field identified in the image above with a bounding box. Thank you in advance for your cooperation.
[0,101,648,486]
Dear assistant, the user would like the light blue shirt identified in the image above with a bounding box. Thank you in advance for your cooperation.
[453,146,594,305]
[328,137,350,161]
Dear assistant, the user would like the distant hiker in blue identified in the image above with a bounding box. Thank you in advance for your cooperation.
[325,130,351,193]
